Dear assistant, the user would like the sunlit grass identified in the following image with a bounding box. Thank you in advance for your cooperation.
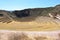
[0,20,60,31]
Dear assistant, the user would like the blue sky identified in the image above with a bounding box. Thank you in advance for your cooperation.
[0,0,60,10]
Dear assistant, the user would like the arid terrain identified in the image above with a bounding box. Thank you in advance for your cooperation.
[0,16,60,31]
[0,4,60,40]
[0,4,60,31]
[0,30,60,40]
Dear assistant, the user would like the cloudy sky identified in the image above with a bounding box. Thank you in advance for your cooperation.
[0,0,60,10]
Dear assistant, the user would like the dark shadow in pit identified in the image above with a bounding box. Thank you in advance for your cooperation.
[13,16,38,22]
[12,9,39,22]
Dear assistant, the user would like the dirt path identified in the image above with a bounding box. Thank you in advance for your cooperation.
[0,30,60,40]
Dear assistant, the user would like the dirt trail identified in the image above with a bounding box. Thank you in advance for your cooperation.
[0,30,60,40]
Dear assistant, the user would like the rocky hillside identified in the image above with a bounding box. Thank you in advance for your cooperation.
[0,4,60,23]
[0,4,60,31]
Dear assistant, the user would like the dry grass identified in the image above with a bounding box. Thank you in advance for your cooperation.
[0,17,60,31]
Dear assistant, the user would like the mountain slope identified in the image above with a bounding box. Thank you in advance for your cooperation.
[0,4,60,31]
[0,16,60,31]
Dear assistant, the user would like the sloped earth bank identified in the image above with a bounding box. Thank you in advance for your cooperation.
[0,30,60,40]
[0,17,60,31]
